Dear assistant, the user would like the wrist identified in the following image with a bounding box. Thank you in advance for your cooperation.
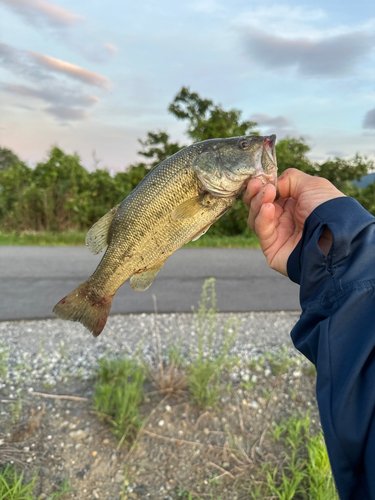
[318,227,333,256]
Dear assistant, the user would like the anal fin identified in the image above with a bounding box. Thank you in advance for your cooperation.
[130,263,165,291]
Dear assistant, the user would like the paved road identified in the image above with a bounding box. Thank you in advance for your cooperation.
[0,247,300,320]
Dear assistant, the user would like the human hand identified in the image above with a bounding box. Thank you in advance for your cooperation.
[243,168,345,276]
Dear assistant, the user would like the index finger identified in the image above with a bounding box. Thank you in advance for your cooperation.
[243,178,263,208]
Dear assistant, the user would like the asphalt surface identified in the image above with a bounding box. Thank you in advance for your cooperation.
[0,246,300,321]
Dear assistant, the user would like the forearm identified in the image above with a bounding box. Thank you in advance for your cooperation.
[287,197,375,500]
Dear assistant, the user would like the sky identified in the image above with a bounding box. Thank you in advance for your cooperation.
[0,0,374,172]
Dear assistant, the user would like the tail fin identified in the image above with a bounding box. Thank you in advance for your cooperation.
[53,282,114,337]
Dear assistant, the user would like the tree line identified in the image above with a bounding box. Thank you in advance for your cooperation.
[0,87,374,235]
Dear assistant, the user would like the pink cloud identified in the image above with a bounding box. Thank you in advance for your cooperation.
[0,0,84,26]
[29,52,112,89]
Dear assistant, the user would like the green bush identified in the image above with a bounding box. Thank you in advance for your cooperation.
[250,412,339,500]
[94,356,145,444]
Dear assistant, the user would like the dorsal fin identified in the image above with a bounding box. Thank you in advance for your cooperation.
[85,204,120,255]
[171,195,207,221]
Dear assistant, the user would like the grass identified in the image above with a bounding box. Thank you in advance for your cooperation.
[0,231,260,248]
[0,231,87,246]
[265,347,298,376]
[176,486,221,500]
[0,465,37,500]
[249,412,339,500]
[10,390,22,424]
[183,234,260,248]
[0,344,8,382]
[0,466,72,500]
[187,278,238,408]
[93,356,145,445]
[48,479,73,499]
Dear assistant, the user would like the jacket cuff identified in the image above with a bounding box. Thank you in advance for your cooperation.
[287,197,375,286]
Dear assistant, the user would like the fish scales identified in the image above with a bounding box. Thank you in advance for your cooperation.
[90,144,221,293]
[53,135,278,336]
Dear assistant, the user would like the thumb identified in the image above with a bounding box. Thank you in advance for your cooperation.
[277,168,345,207]
[277,168,314,200]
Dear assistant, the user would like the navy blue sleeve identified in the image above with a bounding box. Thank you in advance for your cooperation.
[287,197,375,500]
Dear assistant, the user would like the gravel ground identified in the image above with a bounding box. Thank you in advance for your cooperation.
[0,311,301,389]
[0,311,322,500]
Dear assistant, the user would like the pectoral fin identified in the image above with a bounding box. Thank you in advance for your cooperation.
[86,204,120,255]
[171,195,211,221]
[130,263,165,291]
[191,224,211,241]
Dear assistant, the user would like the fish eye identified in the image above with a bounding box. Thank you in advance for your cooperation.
[239,139,249,150]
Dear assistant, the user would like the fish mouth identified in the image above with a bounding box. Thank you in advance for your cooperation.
[241,135,277,193]
[263,134,277,169]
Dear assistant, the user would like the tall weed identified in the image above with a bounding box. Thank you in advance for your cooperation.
[94,357,145,445]
[250,411,338,500]
[0,465,37,500]
[188,278,238,407]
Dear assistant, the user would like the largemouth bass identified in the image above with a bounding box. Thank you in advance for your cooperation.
[53,134,277,337]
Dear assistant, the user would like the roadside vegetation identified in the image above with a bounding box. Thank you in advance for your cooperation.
[0,465,37,500]
[0,231,260,248]
[89,278,338,499]
[0,87,374,247]
[0,464,70,500]
[0,279,336,498]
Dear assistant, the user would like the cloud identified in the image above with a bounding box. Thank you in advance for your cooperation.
[363,108,375,129]
[326,150,344,158]
[0,1,117,64]
[237,5,326,36]
[46,106,88,120]
[3,83,98,107]
[2,83,99,121]
[103,42,118,56]
[249,113,298,141]
[243,30,375,77]
[0,42,112,89]
[0,42,51,81]
[30,52,111,89]
[0,0,84,27]
[0,42,109,122]
[250,113,292,129]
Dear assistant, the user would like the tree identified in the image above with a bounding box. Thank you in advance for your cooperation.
[276,137,373,194]
[168,86,258,142]
[0,147,21,170]
[275,137,313,175]
[358,182,375,215]
[308,154,372,192]
[138,131,184,167]
[2,88,374,233]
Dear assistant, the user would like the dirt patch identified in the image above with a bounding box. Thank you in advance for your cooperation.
[0,362,318,500]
